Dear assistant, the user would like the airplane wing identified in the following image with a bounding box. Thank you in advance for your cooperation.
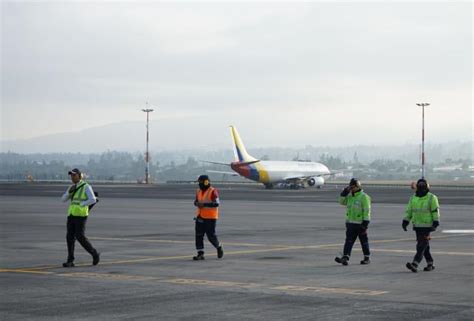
[199,160,261,166]
[283,173,334,181]
[282,171,342,182]
[321,170,343,177]
[282,175,307,183]
[233,160,261,166]
[206,170,240,176]
[199,160,231,166]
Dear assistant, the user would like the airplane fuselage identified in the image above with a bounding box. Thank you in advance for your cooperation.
[231,160,330,185]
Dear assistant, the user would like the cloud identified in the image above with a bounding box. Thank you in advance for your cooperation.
[1,1,471,145]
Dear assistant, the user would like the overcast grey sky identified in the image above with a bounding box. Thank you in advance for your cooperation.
[1,1,472,149]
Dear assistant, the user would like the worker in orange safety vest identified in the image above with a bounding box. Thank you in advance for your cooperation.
[193,175,223,261]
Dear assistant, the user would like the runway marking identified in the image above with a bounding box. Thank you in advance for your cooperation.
[368,249,474,256]
[37,270,390,297]
[89,255,192,266]
[89,236,278,248]
[364,233,473,245]
[165,278,260,289]
[442,230,474,234]
[0,268,53,275]
[91,232,473,249]
[271,285,388,296]
[58,272,160,281]
[1,234,471,272]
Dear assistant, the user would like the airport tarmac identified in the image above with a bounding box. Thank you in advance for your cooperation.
[1,183,473,320]
[1,182,473,204]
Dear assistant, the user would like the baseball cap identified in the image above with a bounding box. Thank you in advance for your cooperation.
[68,168,81,175]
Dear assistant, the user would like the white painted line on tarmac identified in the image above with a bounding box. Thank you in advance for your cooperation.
[442,230,474,234]
[369,249,474,256]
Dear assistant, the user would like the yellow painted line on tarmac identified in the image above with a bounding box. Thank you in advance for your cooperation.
[3,264,62,271]
[0,256,191,271]
[0,246,310,272]
[224,243,342,254]
[89,236,278,248]
[86,255,192,266]
[2,233,471,272]
[58,272,160,281]
[164,278,261,289]
[68,247,303,267]
[88,237,194,244]
[0,268,53,275]
[54,272,387,297]
[0,268,388,297]
[271,285,388,296]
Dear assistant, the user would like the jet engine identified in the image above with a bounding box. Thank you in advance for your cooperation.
[307,176,325,187]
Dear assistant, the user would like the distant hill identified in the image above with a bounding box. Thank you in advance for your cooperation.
[1,118,234,153]
[1,119,472,166]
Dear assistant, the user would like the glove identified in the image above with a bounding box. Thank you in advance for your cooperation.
[402,220,409,231]
[361,220,369,230]
[340,186,351,197]
[431,220,439,232]
[68,185,76,194]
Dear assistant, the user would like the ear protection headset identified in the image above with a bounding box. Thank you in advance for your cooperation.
[198,175,210,186]
[349,178,361,189]
[416,179,430,190]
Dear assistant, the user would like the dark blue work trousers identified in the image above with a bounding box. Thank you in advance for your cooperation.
[343,223,370,258]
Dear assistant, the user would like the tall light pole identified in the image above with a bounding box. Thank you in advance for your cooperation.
[416,103,430,179]
[142,104,154,184]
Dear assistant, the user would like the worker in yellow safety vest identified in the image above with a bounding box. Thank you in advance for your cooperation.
[403,179,440,273]
[335,178,372,266]
[61,168,100,267]
[193,175,223,261]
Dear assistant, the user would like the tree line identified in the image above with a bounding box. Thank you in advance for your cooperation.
[0,150,471,182]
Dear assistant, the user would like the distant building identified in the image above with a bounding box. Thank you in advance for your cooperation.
[433,164,463,172]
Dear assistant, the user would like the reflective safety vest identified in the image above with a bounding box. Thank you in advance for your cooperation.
[339,190,371,224]
[196,187,219,219]
[405,192,440,227]
[68,181,90,217]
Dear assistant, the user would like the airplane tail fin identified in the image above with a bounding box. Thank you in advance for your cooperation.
[229,126,257,162]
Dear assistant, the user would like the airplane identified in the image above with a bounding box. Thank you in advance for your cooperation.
[204,126,337,189]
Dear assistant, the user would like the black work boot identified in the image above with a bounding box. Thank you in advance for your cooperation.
[335,256,349,266]
[217,246,224,259]
[193,251,205,261]
[406,262,418,273]
[92,252,100,266]
[62,261,75,268]
[360,256,371,265]
[423,263,435,272]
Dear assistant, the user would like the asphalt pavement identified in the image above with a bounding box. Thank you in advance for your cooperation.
[0,183,473,320]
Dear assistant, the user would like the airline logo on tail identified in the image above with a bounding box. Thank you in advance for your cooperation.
[230,126,257,162]
[229,126,270,184]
